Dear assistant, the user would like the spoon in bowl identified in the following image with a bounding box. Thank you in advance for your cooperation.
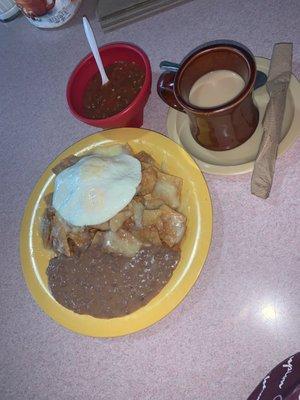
[82,16,109,85]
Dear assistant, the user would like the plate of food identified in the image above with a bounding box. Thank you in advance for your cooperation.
[20,128,212,337]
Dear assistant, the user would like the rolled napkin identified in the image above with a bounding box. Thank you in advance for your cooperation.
[251,43,293,199]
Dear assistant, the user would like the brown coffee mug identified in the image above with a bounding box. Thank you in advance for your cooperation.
[157,43,259,151]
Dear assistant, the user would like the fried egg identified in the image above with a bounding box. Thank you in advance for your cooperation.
[52,154,141,227]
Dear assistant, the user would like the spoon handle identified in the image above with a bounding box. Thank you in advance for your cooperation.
[82,16,109,85]
[159,60,180,72]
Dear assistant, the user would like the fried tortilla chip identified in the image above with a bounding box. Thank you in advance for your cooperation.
[91,221,110,231]
[152,171,182,209]
[90,231,104,246]
[67,227,94,253]
[137,165,158,195]
[140,205,186,247]
[41,206,55,249]
[102,229,142,258]
[128,199,144,228]
[135,151,156,165]
[52,155,81,175]
[50,213,72,256]
[133,226,162,246]
[44,192,53,207]
[142,209,162,227]
[157,205,186,247]
[109,210,133,232]
[143,194,164,210]
[43,208,95,257]
[92,144,133,157]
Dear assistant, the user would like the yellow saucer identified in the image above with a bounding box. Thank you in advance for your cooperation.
[167,57,300,175]
[20,128,212,337]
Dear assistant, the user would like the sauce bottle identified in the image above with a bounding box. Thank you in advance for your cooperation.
[15,0,82,28]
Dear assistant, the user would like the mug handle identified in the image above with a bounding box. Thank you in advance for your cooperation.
[254,70,268,90]
[157,61,184,112]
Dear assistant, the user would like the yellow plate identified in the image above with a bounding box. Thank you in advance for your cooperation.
[20,128,212,337]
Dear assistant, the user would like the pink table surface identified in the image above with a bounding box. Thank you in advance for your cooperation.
[0,1,299,399]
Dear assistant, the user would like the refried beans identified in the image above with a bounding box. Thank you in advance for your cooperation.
[47,244,180,318]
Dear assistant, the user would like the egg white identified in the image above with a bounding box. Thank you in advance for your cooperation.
[52,154,141,226]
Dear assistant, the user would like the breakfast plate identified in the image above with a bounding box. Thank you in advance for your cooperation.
[20,128,212,337]
[167,57,300,175]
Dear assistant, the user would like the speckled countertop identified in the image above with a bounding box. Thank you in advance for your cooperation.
[0,1,299,399]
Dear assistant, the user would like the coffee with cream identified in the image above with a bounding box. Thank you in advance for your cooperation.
[189,69,245,108]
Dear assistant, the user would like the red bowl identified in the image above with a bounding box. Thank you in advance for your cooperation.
[66,42,152,128]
